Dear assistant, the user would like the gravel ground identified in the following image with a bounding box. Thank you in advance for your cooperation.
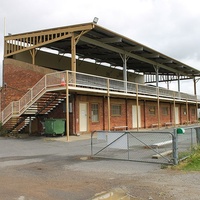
[0,135,200,200]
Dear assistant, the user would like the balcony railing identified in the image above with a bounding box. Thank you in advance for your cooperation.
[1,70,199,124]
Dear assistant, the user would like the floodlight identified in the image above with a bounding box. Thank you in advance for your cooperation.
[93,17,99,24]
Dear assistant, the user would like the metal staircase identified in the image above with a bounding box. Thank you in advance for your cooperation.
[1,71,67,134]
[3,91,66,134]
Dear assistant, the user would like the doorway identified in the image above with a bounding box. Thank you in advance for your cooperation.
[132,105,141,128]
[79,103,88,132]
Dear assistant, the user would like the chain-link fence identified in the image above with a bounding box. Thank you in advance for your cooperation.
[91,126,200,165]
[176,126,200,163]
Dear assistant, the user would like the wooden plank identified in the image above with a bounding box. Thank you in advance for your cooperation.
[113,126,128,131]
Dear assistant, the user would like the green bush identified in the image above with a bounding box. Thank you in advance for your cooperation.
[179,145,200,171]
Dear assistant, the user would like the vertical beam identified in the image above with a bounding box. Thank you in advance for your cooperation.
[166,75,170,90]
[125,99,128,129]
[144,100,146,128]
[153,65,159,87]
[66,71,70,141]
[120,54,128,92]
[157,88,160,129]
[173,92,176,127]
[194,78,197,95]
[103,96,105,130]
[173,128,178,165]
[107,79,110,131]
[123,54,127,92]
[186,99,189,124]
[71,33,76,72]
[30,49,36,65]
[177,73,180,93]
[136,84,139,131]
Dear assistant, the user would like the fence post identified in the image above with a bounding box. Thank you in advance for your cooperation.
[91,131,95,156]
[173,128,178,165]
[127,132,130,160]
[194,127,200,144]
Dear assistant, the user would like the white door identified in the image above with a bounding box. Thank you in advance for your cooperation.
[132,105,141,128]
[175,107,180,125]
[79,103,88,132]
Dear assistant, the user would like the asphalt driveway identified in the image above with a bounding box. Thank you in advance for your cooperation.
[0,135,199,200]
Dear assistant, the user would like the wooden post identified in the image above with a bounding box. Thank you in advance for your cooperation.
[157,87,160,129]
[136,84,139,131]
[173,92,176,127]
[30,49,36,65]
[71,33,76,72]
[107,79,110,131]
[66,71,69,141]
[186,99,189,125]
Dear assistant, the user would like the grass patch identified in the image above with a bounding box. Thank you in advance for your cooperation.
[176,145,200,171]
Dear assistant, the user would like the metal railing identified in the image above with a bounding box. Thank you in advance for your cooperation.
[1,70,199,125]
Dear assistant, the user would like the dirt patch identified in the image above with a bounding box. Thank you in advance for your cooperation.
[0,137,199,200]
[0,158,199,200]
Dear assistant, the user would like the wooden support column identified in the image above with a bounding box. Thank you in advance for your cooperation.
[186,99,189,125]
[107,79,110,131]
[29,49,37,65]
[144,100,146,128]
[65,71,70,141]
[136,84,139,131]
[157,87,160,129]
[125,99,128,128]
[173,92,176,127]
[71,33,76,72]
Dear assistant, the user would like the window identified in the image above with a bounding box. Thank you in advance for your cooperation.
[111,104,121,116]
[162,107,169,115]
[149,106,155,115]
[91,104,99,122]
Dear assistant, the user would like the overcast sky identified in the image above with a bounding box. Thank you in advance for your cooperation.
[1,0,200,94]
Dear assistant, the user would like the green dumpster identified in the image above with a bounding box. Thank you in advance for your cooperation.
[44,118,65,136]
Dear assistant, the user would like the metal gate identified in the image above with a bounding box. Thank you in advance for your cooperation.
[91,131,175,165]
[91,127,200,165]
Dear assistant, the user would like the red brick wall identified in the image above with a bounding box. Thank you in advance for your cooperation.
[2,59,55,109]
[145,101,158,128]
[22,94,198,135]
[74,95,104,133]
[73,95,146,133]
[145,101,173,128]
[180,104,197,124]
